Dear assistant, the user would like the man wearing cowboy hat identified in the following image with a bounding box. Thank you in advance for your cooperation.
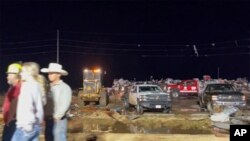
[41,63,72,141]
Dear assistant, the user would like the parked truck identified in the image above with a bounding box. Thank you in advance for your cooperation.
[78,68,109,106]
[198,83,246,114]
[164,79,199,98]
[126,83,172,114]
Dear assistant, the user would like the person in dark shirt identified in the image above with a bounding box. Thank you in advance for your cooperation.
[2,63,22,141]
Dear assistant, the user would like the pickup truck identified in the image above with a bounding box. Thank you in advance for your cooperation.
[198,83,246,114]
[126,84,171,114]
[164,80,199,98]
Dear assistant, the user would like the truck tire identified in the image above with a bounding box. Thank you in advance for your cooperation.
[77,90,86,107]
[207,102,214,114]
[163,107,171,113]
[171,89,180,98]
[99,91,108,106]
[136,104,143,115]
[198,97,205,108]
[123,98,129,109]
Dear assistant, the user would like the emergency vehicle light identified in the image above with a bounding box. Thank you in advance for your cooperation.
[94,69,101,73]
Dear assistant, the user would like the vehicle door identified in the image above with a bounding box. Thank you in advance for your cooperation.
[129,85,138,105]
[190,80,198,92]
[182,81,188,91]
[178,81,184,91]
[187,81,194,91]
[202,85,212,104]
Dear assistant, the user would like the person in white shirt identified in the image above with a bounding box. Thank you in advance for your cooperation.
[11,62,44,141]
[41,63,72,141]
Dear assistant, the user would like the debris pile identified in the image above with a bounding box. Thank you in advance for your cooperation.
[211,106,250,136]
[210,106,239,122]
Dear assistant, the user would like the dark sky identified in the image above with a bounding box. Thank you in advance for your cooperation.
[1,0,250,90]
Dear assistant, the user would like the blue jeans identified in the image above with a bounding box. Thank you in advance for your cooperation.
[45,118,54,141]
[2,120,16,141]
[53,118,68,141]
[11,125,40,141]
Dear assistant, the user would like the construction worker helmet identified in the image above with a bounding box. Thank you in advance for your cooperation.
[6,63,22,74]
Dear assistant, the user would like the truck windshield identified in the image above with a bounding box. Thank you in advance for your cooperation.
[83,81,96,94]
[139,86,162,93]
[209,84,235,92]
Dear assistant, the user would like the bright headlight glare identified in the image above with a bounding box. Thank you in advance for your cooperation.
[242,95,246,101]
[212,95,218,100]
[140,98,147,101]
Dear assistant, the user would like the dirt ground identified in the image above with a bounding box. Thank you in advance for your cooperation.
[66,133,229,141]
[62,95,231,141]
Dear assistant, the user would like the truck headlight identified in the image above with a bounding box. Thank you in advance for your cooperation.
[212,95,218,101]
[242,95,246,101]
[167,96,171,101]
[139,95,147,101]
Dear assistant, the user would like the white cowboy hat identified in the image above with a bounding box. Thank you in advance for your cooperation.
[41,63,68,76]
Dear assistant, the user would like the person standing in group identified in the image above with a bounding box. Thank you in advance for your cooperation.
[11,62,44,141]
[41,63,72,141]
[37,73,52,141]
[2,63,22,141]
[42,74,54,141]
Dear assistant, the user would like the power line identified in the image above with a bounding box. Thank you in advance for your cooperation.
[0,37,248,49]
[0,45,55,51]
[61,44,249,52]
[61,39,155,47]
[0,36,249,57]
[1,48,248,57]
[0,39,56,45]
[1,51,56,56]
[197,38,250,46]
[141,52,250,58]
[60,50,119,56]
[61,39,145,47]
[61,45,168,52]
[60,30,179,37]
[60,30,250,44]
[59,50,250,57]
[0,43,247,55]
[61,38,250,48]
[61,39,189,47]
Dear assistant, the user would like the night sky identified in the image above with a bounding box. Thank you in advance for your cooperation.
[1,0,250,91]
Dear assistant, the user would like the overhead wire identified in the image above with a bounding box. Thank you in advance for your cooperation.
[1,47,248,57]
[0,45,55,51]
[0,39,56,45]
[0,42,248,52]
[0,36,249,48]
[60,38,250,48]
[0,36,249,57]
[61,39,185,47]
[60,30,250,47]
[61,44,249,52]
[60,50,250,57]
[1,51,57,56]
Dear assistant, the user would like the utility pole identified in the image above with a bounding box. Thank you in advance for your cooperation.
[57,29,59,63]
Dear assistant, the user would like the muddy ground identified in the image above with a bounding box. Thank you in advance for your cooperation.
[1,91,250,141]
[63,95,226,141]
